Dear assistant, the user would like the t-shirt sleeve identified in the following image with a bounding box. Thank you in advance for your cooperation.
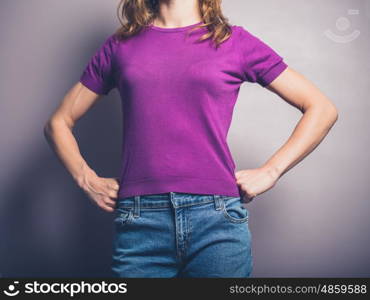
[236,26,288,87]
[79,34,118,95]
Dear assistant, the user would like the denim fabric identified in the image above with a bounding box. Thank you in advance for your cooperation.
[111,192,253,278]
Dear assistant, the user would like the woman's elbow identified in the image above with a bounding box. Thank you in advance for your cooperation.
[43,117,58,140]
[43,115,69,139]
[306,98,339,127]
[326,101,339,124]
[316,100,339,129]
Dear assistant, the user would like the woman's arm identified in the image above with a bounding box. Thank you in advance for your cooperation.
[43,82,119,212]
[235,67,339,202]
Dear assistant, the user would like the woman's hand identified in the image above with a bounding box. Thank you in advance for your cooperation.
[79,169,120,212]
[235,166,280,203]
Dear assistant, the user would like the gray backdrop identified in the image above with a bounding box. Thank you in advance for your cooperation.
[0,0,369,277]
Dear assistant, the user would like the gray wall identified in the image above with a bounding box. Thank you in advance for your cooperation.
[0,0,369,277]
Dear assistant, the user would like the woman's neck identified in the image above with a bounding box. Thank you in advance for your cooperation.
[152,0,202,28]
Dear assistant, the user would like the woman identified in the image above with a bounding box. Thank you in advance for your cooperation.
[44,0,338,278]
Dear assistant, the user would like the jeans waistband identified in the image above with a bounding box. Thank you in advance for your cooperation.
[116,192,226,210]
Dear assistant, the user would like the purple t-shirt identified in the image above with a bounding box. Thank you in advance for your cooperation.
[79,21,288,199]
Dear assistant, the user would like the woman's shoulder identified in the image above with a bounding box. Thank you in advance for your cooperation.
[107,32,121,45]
[230,24,257,40]
[97,31,128,55]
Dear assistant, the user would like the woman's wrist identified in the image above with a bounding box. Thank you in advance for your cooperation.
[261,163,284,180]
[72,162,97,190]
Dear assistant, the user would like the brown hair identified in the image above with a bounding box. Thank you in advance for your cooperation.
[114,0,233,48]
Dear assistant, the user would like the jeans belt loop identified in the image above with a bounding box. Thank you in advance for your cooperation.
[214,195,223,211]
[134,195,140,218]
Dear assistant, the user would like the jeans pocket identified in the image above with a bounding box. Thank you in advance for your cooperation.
[221,196,249,224]
[113,208,134,228]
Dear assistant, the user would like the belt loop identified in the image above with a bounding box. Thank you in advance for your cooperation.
[133,195,140,217]
[213,195,223,211]
[169,192,177,208]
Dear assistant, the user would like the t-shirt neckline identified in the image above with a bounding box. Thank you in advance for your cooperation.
[148,21,204,32]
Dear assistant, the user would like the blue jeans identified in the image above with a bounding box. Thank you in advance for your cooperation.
[111,192,253,278]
